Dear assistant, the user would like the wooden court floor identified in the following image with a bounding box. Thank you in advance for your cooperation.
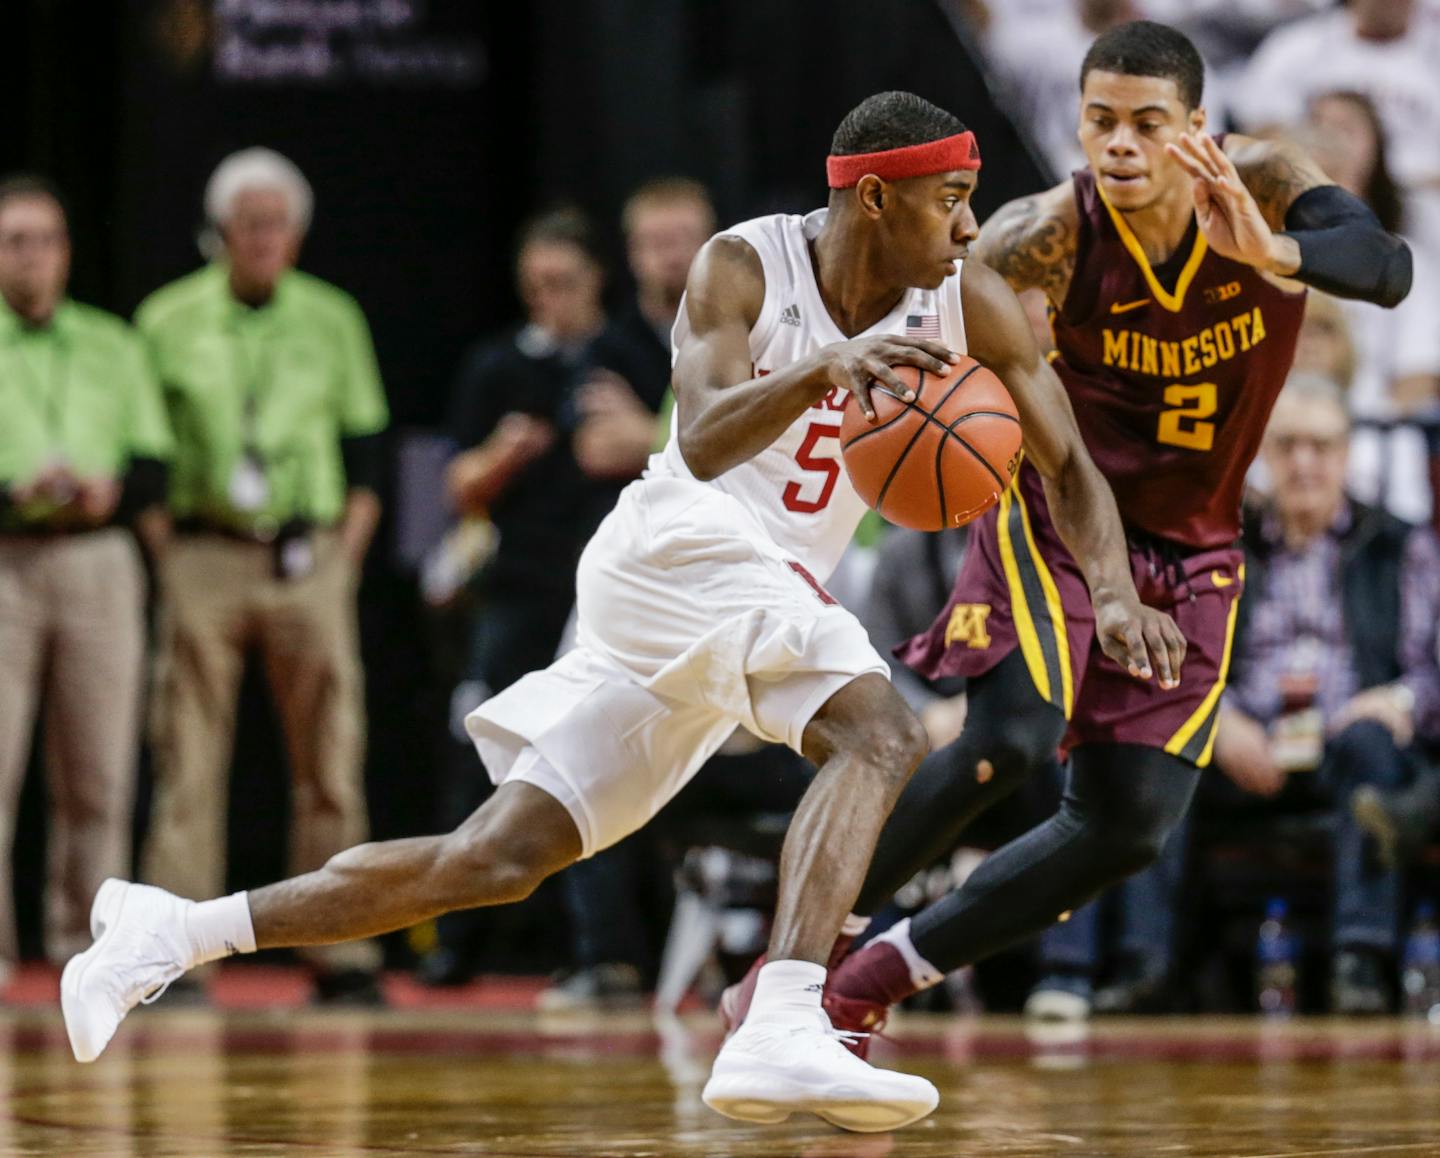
[1,1006,1439,1156]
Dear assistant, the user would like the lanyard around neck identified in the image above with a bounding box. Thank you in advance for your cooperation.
[228,313,273,449]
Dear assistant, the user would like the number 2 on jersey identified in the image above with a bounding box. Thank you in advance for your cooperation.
[783,421,842,512]
[1156,382,1217,451]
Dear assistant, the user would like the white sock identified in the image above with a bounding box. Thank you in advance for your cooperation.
[875,917,944,992]
[841,913,871,938]
[747,959,827,1025]
[184,892,257,967]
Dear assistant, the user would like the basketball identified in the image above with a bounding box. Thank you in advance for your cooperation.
[840,357,1023,531]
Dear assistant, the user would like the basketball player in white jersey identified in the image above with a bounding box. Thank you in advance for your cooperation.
[61,92,1182,1132]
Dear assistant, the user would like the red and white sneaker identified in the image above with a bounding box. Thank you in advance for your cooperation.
[718,931,860,1039]
[703,1008,937,1133]
[822,990,891,1060]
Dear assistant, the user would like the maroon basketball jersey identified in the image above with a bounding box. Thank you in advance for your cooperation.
[1050,168,1306,549]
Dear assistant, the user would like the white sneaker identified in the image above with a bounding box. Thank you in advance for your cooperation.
[61,879,192,1063]
[702,1011,939,1133]
[1023,986,1092,1023]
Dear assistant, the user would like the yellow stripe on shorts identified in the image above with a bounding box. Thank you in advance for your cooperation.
[1165,569,1244,767]
[996,482,1073,718]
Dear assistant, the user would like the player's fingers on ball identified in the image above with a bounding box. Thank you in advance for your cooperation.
[846,369,878,421]
[889,338,952,374]
[864,357,913,401]
[914,338,960,366]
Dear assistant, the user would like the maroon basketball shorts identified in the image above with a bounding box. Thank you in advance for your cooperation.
[900,465,1244,767]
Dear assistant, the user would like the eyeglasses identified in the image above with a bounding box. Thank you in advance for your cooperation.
[1268,433,1346,456]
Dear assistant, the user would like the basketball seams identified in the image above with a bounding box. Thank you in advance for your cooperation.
[946,409,1021,428]
[935,404,1009,528]
[949,428,1007,490]
[841,366,985,451]
[873,365,980,512]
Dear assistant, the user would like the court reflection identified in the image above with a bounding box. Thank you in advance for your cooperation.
[0,1010,1438,1155]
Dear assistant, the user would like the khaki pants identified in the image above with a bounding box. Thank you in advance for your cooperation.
[0,530,145,967]
[144,531,379,972]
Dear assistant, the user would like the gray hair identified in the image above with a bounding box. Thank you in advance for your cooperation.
[1274,371,1351,430]
[199,147,313,257]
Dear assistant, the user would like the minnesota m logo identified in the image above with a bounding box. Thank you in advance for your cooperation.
[945,603,992,649]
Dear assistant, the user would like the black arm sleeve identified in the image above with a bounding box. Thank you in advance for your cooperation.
[1282,185,1413,308]
[340,432,385,493]
[115,457,169,523]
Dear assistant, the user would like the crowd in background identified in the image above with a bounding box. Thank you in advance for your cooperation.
[3,0,1440,1019]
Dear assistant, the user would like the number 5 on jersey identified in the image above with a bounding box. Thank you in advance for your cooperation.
[784,421,843,512]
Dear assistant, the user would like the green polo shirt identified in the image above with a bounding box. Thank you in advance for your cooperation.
[136,263,389,530]
[0,297,172,527]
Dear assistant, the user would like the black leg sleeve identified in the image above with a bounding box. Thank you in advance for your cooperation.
[852,651,1067,916]
[907,744,1200,974]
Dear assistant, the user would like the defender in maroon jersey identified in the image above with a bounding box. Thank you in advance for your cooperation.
[716,21,1413,1037]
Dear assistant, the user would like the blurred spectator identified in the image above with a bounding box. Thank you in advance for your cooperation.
[1290,292,1356,392]
[423,208,608,986]
[972,1,1226,182]
[1301,91,1440,524]
[137,148,389,1003]
[975,1,1144,181]
[0,175,170,979]
[1234,1,1440,197]
[1141,0,1328,112]
[443,208,609,701]
[536,180,717,1010]
[571,177,715,486]
[1211,375,1440,1013]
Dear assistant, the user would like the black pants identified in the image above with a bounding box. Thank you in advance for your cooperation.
[856,651,1200,973]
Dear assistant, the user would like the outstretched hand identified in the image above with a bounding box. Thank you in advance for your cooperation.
[1165,133,1297,276]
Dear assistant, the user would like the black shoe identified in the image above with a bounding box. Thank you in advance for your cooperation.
[535,964,646,1012]
[1330,949,1389,1015]
[1352,777,1440,871]
[415,948,475,988]
[313,968,387,1007]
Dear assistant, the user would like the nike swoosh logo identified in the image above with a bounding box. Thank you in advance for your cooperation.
[1211,571,1234,588]
[1110,298,1150,314]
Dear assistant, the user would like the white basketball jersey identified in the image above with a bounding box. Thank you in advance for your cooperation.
[650,209,968,582]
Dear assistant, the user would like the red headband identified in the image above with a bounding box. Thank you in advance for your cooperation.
[826,131,981,189]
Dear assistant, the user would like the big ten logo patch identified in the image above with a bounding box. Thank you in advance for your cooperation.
[1202,280,1242,305]
[945,603,992,649]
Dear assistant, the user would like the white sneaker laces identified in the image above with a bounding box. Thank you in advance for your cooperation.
[787,1021,870,1052]
[116,933,186,1006]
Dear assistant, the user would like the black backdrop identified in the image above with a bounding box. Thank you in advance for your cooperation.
[8,0,1044,960]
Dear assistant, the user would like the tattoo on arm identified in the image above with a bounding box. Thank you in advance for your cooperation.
[1239,140,1331,229]
[975,196,1075,300]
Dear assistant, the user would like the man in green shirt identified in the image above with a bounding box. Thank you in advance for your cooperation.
[136,148,389,1003]
[0,174,171,978]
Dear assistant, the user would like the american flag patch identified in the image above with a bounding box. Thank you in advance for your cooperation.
[906,314,940,339]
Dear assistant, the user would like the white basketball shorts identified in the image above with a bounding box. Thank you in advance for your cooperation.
[466,475,888,857]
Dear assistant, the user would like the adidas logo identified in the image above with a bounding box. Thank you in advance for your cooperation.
[779,303,802,326]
